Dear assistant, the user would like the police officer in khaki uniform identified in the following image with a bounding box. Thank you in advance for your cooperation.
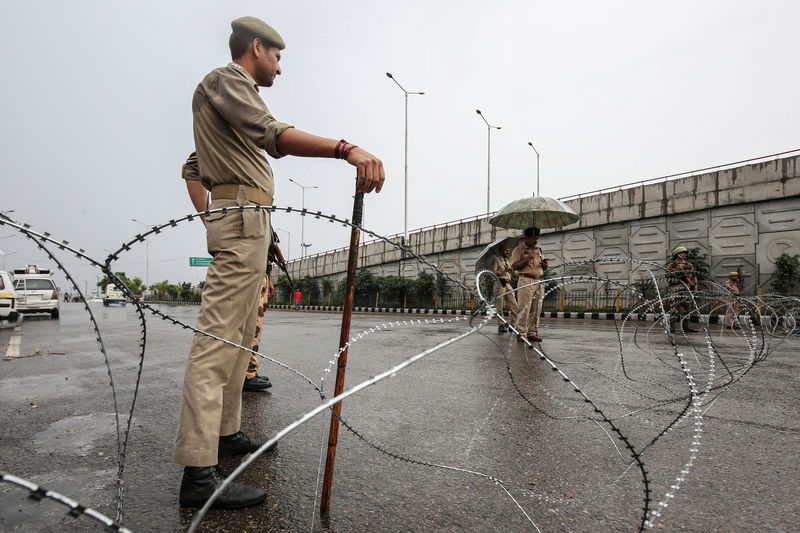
[724,271,741,329]
[510,227,547,342]
[491,245,517,333]
[177,16,385,510]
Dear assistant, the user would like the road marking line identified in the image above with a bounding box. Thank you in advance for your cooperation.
[4,319,22,359]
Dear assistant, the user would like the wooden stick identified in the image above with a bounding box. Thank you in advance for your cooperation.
[320,189,364,514]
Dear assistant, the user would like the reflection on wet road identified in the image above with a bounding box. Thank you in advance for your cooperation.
[1,303,799,532]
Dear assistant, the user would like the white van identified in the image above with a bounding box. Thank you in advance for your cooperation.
[0,270,19,322]
[13,265,60,318]
[103,283,127,306]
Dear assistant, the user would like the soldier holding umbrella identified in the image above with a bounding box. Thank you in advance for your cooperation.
[488,196,580,343]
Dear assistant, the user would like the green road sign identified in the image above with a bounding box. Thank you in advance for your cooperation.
[189,257,212,267]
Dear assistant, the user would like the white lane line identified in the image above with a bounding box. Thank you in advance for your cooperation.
[4,319,22,359]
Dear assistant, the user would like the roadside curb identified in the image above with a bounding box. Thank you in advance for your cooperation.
[267,304,732,324]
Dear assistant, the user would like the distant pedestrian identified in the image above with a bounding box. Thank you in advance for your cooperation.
[724,271,741,329]
[294,288,302,310]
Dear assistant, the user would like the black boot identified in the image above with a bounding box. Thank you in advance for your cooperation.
[219,431,276,457]
[243,375,270,391]
[254,375,272,388]
[682,320,699,333]
[179,465,266,509]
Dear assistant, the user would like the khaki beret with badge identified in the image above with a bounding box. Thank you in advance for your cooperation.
[231,16,285,50]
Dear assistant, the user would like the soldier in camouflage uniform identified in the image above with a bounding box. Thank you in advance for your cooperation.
[666,246,699,333]
[243,270,273,391]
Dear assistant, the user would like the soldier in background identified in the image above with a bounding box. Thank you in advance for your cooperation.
[492,245,517,333]
[243,231,288,392]
[243,270,273,391]
[724,271,742,329]
[666,246,699,333]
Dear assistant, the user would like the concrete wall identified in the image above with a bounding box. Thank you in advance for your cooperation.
[284,154,800,293]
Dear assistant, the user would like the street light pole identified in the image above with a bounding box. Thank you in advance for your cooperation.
[527,141,540,197]
[131,218,152,287]
[273,227,291,260]
[288,178,318,259]
[386,72,425,245]
[476,109,501,214]
[1,250,19,270]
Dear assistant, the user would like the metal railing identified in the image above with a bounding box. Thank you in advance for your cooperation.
[270,286,780,315]
[557,148,800,202]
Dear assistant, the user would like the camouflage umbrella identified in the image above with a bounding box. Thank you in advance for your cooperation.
[489,196,580,230]
[474,236,519,275]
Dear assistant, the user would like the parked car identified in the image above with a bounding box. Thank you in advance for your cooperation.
[0,270,19,323]
[12,265,60,318]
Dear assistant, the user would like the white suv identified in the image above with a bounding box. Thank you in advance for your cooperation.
[0,270,19,323]
[13,266,60,319]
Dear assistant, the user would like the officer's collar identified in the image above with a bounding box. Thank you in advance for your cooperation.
[228,62,259,91]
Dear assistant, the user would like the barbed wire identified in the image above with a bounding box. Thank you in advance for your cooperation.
[1,208,797,532]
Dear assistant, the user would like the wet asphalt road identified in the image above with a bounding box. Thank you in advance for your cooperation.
[0,303,798,532]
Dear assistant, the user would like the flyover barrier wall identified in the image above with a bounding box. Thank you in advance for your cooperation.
[284,153,800,294]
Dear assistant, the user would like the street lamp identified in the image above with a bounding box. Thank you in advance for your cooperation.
[386,72,425,245]
[476,109,501,214]
[273,227,291,260]
[288,178,318,259]
[131,218,153,287]
[0,250,19,270]
[527,141,540,197]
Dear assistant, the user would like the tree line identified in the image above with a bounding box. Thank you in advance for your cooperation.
[97,249,800,307]
[273,269,455,308]
[98,273,204,302]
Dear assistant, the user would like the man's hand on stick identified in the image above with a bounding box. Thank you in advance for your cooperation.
[347,147,385,194]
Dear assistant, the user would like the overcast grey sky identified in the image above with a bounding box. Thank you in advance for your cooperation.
[1,0,797,293]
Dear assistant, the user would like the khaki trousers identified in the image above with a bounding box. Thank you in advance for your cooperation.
[725,296,740,327]
[174,196,269,466]
[516,278,544,336]
[495,280,517,326]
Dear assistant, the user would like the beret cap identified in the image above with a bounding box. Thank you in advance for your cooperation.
[231,16,285,50]
[729,271,739,276]
[523,227,541,237]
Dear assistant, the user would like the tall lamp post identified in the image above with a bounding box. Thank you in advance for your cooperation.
[476,109,501,214]
[273,227,291,260]
[131,218,153,287]
[386,72,425,245]
[527,141,540,197]
[288,178,318,259]
[0,250,18,270]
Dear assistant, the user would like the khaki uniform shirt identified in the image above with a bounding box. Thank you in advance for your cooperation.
[181,63,293,197]
[725,279,740,295]
[510,242,545,277]
[492,255,513,281]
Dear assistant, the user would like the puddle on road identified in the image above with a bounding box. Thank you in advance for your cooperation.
[34,412,119,455]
